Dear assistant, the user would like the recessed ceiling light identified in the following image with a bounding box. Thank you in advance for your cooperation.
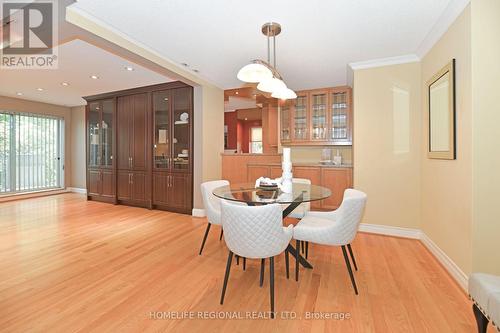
[193,69,199,73]
[36,88,44,91]
[235,91,239,95]
[90,75,99,80]
[164,97,168,101]
[181,63,189,67]
[16,92,23,96]
[244,117,248,121]
[61,82,69,86]
[125,66,134,71]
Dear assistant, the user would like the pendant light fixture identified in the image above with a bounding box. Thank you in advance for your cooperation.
[237,22,297,100]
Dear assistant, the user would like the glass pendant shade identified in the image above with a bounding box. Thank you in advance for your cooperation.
[271,87,297,100]
[257,77,286,93]
[237,63,273,83]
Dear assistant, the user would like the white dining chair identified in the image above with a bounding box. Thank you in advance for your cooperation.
[287,178,311,219]
[219,201,293,318]
[199,180,229,255]
[286,178,312,259]
[293,189,367,294]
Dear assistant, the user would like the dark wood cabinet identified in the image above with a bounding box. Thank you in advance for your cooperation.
[117,93,148,171]
[85,82,193,214]
[86,99,116,202]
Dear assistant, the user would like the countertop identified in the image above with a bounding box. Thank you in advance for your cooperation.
[247,162,353,168]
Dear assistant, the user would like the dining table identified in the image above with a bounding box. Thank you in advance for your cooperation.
[212,182,332,269]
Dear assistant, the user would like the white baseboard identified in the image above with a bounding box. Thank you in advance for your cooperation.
[192,208,206,217]
[420,232,468,291]
[359,223,467,291]
[67,187,87,194]
[359,223,422,239]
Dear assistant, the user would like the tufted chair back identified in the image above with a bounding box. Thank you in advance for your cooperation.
[201,180,229,225]
[333,189,367,245]
[221,201,293,258]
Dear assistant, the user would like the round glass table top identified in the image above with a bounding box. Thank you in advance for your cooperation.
[212,182,332,205]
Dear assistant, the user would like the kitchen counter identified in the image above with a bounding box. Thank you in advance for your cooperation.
[247,162,353,168]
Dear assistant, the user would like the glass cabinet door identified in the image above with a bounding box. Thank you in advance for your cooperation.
[330,91,350,142]
[153,91,171,170]
[280,100,291,141]
[172,87,191,170]
[101,99,114,167]
[88,102,100,167]
[293,94,308,140]
[310,91,328,140]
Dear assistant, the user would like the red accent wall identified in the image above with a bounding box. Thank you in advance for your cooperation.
[224,112,238,149]
[240,120,262,153]
[225,111,262,153]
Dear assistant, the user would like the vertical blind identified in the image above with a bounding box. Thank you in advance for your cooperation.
[0,111,64,194]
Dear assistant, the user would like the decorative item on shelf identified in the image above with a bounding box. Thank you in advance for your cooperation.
[280,147,293,193]
[174,112,189,125]
[333,150,342,166]
[237,22,297,100]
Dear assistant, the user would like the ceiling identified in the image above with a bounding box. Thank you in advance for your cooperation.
[0,39,173,106]
[69,0,466,91]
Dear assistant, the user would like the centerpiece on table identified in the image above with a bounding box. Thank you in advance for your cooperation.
[254,147,293,194]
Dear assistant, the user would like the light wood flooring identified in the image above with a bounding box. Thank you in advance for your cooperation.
[0,193,487,332]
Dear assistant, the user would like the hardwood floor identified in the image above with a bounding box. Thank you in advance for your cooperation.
[0,193,485,332]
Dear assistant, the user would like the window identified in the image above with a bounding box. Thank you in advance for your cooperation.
[0,111,64,195]
[250,127,263,154]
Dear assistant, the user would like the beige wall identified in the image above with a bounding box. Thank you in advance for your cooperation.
[420,6,472,275]
[0,96,73,189]
[70,106,86,189]
[471,0,500,275]
[353,62,422,229]
[193,85,225,209]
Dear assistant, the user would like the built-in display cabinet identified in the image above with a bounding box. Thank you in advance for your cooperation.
[280,86,352,145]
[85,82,193,214]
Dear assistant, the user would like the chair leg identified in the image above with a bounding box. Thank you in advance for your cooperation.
[269,256,275,319]
[301,241,305,254]
[295,240,300,282]
[236,255,239,265]
[243,257,246,271]
[305,241,309,259]
[198,223,211,255]
[341,245,358,295]
[219,229,223,241]
[473,303,489,333]
[285,249,290,279]
[347,243,358,271]
[220,251,233,304]
[260,258,265,287]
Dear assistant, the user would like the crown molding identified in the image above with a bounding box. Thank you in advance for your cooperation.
[349,54,420,70]
[416,0,470,58]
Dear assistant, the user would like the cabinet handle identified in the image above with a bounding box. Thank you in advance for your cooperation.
[131,174,133,184]
[131,157,133,168]
[128,173,131,184]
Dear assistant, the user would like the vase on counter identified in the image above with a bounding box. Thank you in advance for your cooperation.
[281,147,293,193]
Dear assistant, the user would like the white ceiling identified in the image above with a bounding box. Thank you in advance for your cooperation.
[0,39,173,106]
[69,0,466,91]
